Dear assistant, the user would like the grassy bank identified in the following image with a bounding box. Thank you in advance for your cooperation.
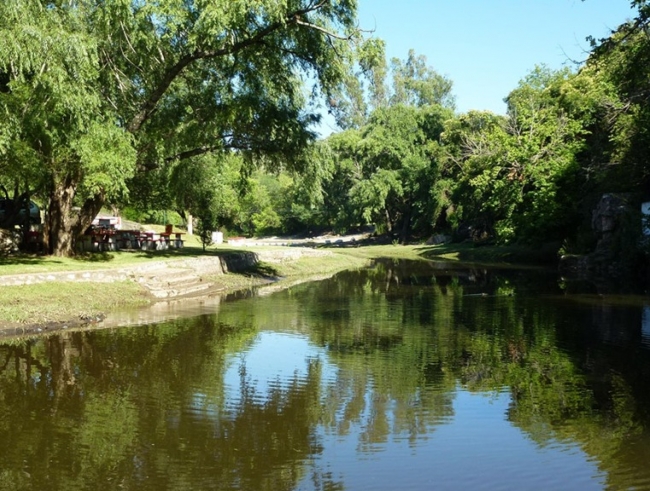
[0,247,370,329]
[414,241,560,266]
[0,239,555,329]
[0,281,150,325]
[0,242,236,277]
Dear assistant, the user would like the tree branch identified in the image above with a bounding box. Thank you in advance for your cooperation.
[165,145,222,162]
[126,0,340,134]
[294,19,353,40]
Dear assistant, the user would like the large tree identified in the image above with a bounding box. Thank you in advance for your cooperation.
[438,66,589,244]
[0,0,360,256]
[309,50,455,240]
[350,103,451,242]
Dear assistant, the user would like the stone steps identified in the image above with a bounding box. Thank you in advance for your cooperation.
[137,267,214,299]
[148,280,213,299]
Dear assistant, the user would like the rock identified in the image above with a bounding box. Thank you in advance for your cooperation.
[426,234,451,245]
[560,193,645,292]
[592,193,630,243]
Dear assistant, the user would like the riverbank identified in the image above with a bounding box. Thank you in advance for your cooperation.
[0,240,557,338]
[0,245,373,337]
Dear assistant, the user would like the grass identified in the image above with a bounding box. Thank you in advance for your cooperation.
[272,251,370,277]
[226,250,371,280]
[327,243,426,261]
[0,281,150,325]
[0,240,244,276]
[414,241,560,266]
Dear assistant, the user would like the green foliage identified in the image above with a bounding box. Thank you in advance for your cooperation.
[121,207,183,227]
[581,25,650,196]
[170,152,242,246]
[5,0,650,261]
[329,47,454,130]
[439,67,587,244]
[196,210,217,251]
[0,0,138,253]
[74,122,137,200]
[390,49,455,109]
[347,103,452,240]
[238,174,282,236]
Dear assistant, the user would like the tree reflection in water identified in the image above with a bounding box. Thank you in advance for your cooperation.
[0,259,649,490]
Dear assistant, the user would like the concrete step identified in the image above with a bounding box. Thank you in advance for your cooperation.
[131,266,218,299]
[148,279,213,299]
[148,272,199,286]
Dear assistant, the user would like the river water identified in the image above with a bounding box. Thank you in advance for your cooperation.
[1,258,650,490]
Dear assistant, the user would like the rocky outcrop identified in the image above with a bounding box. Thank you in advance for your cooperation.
[591,193,631,258]
[559,193,645,291]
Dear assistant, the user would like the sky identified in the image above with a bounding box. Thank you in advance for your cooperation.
[318,0,637,135]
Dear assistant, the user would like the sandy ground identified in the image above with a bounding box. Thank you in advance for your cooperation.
[227,231,372,247]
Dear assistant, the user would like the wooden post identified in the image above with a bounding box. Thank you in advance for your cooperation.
[187,213,193,235]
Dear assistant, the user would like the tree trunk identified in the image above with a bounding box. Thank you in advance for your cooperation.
[47,334,78,407]
[44,175,104,257]
[399,205,412,245]
[384,208,393,234]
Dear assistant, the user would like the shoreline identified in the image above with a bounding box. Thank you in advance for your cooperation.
[0,240,567,340]
[0,246,366,340]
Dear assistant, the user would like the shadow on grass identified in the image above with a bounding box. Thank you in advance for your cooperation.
[73,252,116,262]
[310,234,558,267]
[415,242,560,267]
[72,245,248,262]
[1,246,252,270]
[127,246,280,277]
[133,246,248,259]
[228,261,281,279]
[0,254,65,267]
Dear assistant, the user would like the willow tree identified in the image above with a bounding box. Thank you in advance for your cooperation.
[0,1,136,255]
[313,51,455,240]
[0,0,360,256]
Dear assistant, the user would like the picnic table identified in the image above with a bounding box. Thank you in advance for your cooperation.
[79,228,185,252]
[79,227,117,252]
[140,231,185,250]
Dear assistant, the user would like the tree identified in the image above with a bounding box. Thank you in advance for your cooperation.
[439,67,587,244]
[308,129,366,232]
[0,0,361,256]
[0,1,137,254]
[583,19,650,195]
[390,49,455,109]
[439,110,510,238]
[327,46,454,131]
[351,103,451,242]
[309,50,455,240]
[170,153,242,249]
[327,37,389,129]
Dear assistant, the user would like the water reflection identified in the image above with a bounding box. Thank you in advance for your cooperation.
[1,259,650,490]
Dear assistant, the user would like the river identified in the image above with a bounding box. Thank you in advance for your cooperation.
[1,258,650,490]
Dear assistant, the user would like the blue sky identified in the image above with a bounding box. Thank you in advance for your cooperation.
[359,0,635,113]
[357,0,635,114]
[316,1,636,136]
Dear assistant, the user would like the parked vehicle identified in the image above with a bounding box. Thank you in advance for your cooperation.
[0,199,41,226]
